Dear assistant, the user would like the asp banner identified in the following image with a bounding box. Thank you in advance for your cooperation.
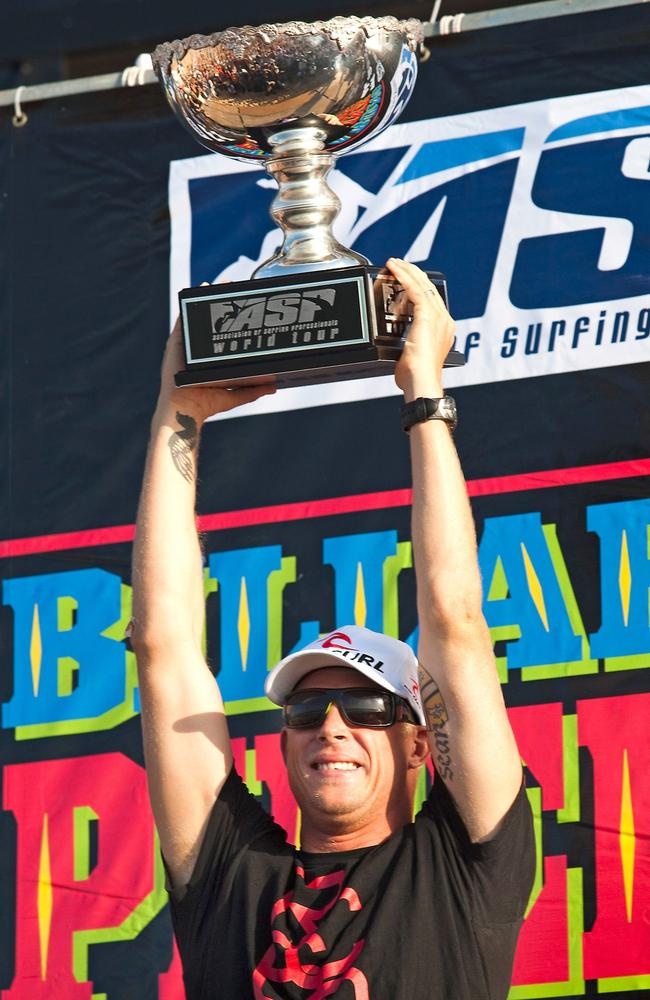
[168,84,650,416]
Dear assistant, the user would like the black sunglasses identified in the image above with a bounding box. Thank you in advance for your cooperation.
[283,688,419,729]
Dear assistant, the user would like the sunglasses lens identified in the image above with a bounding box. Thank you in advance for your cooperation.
[342,691,393,727]
[283,689,398,728]
[284,693,329,729]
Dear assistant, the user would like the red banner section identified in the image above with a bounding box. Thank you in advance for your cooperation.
[2,692,648,996]
[2,458,649,559]
[2,755,159,999]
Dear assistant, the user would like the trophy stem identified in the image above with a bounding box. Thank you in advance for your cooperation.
[252,128,369,279]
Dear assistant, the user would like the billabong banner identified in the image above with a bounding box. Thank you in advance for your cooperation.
[1,467,650,997]
[169,84,650,417]
[1,8,649,999]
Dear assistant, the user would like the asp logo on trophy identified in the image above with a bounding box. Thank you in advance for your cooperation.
[169,83,650,408]
[210,290,338,333]
[209,290,341,356]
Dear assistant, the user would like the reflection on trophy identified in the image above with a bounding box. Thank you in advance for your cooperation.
[152,16,464,389]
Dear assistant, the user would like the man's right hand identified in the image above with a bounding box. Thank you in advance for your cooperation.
[157,315,277,426]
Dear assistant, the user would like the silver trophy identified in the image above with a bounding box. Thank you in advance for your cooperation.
[152,16,463,389]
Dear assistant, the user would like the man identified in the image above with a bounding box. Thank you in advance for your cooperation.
[132,258,535,999]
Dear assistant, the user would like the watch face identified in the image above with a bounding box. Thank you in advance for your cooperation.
[443,397,458,427]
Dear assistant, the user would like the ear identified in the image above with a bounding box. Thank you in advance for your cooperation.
[407,726,431,770]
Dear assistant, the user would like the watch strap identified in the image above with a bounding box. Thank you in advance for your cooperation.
[400,396,457,433]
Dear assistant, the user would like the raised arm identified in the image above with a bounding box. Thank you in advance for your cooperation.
[131,319,275,890]
[388,258,523,843]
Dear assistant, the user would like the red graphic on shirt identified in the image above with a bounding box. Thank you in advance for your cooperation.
[252,865,369,998]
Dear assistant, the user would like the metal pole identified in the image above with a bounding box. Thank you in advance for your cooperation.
[0,69,157,110]
[0,0,647,110]
[424,0,647,34]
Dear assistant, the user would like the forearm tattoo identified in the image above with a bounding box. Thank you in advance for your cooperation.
[168,411,198,483]
[418,661,454,781]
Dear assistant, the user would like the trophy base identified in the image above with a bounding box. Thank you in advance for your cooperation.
[175,266,465,390]
[175,348,464,390]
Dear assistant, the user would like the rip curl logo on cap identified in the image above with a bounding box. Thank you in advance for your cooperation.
[319,632,385,673]
[404,679,422,707]
[321,631,354,650]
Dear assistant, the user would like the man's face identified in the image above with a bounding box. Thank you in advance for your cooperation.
[281,665,424,842]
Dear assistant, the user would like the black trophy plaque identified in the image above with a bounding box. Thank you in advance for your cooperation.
[175,267,465,390]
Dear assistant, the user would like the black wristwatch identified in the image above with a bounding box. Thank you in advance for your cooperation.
[400,396,457,433]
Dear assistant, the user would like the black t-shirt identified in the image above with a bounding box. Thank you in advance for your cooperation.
[169,766,535,1000]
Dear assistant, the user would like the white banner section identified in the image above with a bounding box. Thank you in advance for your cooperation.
[169,85,650,417]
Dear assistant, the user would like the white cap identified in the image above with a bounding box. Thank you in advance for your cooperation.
[264,625,425,726]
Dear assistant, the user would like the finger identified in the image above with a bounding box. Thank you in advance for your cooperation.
[387,262,456,335]
[386,257,429,291]
[386,259,442,308]
[391,258,440,298]
[391,259,451,312]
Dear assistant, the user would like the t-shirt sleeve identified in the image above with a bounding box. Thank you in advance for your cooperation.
[420,773,536,924]
[168,764,289,927]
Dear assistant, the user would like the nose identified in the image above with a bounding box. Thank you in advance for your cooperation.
[316,702,350,741]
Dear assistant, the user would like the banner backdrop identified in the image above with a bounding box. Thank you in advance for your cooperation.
[1,8,649,999]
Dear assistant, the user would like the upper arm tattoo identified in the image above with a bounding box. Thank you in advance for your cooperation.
[168,411,198,483]
[418,660,454,781]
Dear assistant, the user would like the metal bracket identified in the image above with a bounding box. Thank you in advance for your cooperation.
[12,86,28,127]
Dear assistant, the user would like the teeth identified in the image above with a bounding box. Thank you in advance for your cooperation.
[315,762,359,771]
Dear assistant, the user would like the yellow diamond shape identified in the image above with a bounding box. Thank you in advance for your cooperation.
[237,577,250,671]
[618,530,631,627]
[30,604,42,697]
[620,749,635,923]
[354,562,367,628]
[38,814,53,981]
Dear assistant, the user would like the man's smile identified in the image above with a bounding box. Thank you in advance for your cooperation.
[312,761,362,773]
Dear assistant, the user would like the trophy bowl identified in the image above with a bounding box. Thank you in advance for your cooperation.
[153,16,422,278]
[152,17,465,389]
[152,16,423,163]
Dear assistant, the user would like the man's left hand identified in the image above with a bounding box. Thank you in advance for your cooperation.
[385,258,456,400]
